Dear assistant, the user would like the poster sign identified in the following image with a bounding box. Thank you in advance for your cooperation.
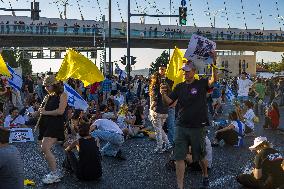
[184,34,216,64]
[9,128,34,143]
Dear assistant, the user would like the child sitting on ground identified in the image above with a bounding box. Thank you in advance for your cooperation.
[263,102,280,130]
[64,122,102,181]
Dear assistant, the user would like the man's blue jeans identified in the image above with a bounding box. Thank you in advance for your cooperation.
[167,107,175,145]
[91,130,124,157]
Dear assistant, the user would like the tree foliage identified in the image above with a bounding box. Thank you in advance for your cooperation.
[1,50,32,76]
[256,55,284,73]
[149,50,169,75]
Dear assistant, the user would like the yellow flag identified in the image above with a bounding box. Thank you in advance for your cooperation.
[166,47,185,89]
[0,54,11,77]
[56,49,104,87]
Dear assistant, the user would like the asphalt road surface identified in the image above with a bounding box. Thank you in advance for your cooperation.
[18,105,284,189]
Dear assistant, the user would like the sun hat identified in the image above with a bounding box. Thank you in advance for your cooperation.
[249,136,268,150]
[43,75,59,86]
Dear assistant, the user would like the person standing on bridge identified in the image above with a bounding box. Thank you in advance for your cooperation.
[160,52,217,189]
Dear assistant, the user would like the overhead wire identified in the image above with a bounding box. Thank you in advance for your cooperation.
[223,0,230,29]
[205,0,213,27]
[76,0,84,20]
[188,0,196,27]
[240,0,247,29]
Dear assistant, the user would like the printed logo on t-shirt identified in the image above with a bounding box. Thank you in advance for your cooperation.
[190,88,198,95]
[267,153,283,162]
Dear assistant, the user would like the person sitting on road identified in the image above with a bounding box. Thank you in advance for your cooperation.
[211,111,245,147]
[236,136,284,189]
[241,100,257,136]
[64,123,102,181]
[263,101,280,130]
[90,118,126,160]
[3,107,26,128]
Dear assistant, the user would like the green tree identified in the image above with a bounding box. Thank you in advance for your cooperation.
[149,50,169,75]
[1,50,32,76]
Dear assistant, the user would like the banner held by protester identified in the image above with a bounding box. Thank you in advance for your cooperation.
[184,34,216,64]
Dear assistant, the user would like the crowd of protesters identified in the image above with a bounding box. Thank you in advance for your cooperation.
[0,20,101,35]
[0,61,284,188]
[1,19,284,43]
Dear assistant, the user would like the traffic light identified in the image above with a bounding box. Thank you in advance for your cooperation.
[31,2,40,20]
[120,56,126,65]
[131,56,137,65]
[179,7,187,25]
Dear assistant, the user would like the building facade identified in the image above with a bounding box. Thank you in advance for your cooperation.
[216,51,256,77]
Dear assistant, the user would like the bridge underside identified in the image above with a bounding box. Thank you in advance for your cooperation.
[1,35,284,52]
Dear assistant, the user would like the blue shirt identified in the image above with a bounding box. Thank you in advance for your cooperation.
[212,82,221,98]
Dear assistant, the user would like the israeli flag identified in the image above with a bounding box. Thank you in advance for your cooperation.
[115,64,127,80]
[225,86,235,102]
[7,65,23,91]
[64,83,89,111]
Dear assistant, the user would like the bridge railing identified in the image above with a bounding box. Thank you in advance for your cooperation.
[1,24,284,43]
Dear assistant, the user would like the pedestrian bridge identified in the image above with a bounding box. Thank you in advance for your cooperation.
[1,16,284,52]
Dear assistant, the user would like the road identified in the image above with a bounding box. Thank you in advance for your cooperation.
[19,104,284,189]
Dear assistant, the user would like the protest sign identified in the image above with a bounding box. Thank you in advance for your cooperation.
[184,34,216,64]
[9,128,34,143]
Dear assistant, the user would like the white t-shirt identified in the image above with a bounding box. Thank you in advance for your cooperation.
[231,120,245,134]
[237,79,253,97]
[205,136,212,168]
[92,119,123,134]
[4,115,25,128]
[243,109,255,129]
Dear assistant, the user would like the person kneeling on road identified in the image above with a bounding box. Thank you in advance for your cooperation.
[90,118,126,160]
[236,136,284,189]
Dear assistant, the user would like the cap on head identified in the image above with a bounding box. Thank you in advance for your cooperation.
[249,136,268,150]
[181,62,196,72]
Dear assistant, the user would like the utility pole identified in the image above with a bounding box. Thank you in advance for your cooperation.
[108,0,112,76]
[127,0,131,79]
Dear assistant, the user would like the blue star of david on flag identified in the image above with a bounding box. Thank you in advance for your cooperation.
[7,65,23,92]
[64,83,89,111]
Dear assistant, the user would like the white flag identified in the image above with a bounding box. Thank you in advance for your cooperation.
[7,65,23,91]
[184,34,216,64]
[64,83,89,111]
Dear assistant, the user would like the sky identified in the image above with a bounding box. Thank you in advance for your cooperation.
[1,0,284,73]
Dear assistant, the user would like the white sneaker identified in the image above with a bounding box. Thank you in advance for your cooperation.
[42,172,62,184]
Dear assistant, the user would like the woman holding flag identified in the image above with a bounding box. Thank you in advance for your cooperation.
[37,74,67,184]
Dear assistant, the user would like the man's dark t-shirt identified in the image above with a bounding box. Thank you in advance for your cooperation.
[254,148,284,187]
[169,78,209,128]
